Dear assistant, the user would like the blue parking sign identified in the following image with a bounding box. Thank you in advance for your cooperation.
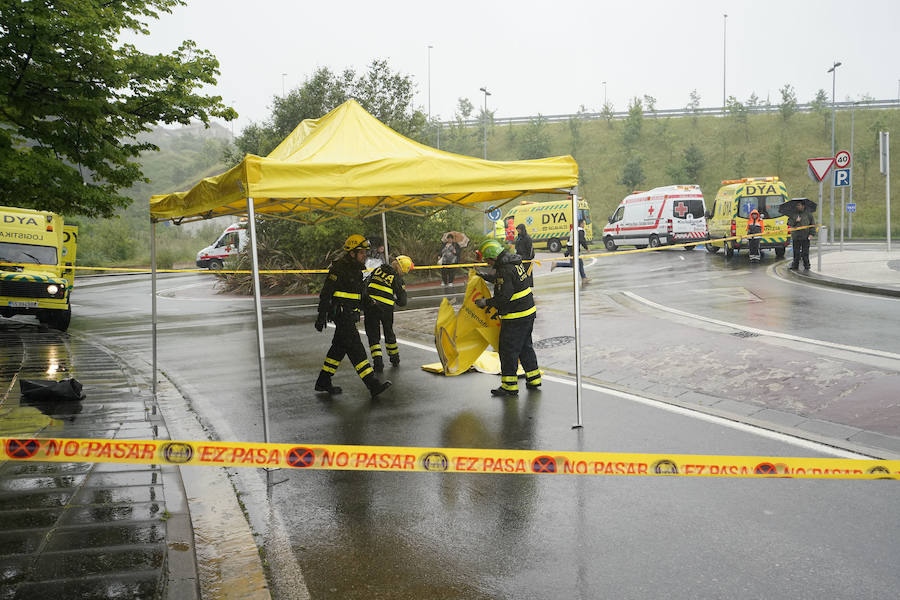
[833,168,851,187]
[847,203,856,213]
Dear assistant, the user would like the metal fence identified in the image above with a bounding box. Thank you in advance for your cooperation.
[439,98,900,128]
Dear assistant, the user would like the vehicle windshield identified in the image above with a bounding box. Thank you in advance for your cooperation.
[738,195,784,219]
[578,208,591,225]
[672,199,705,219]
[0,242,57,266]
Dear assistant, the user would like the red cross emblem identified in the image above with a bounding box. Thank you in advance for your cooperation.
[674,202,688,217]
[648,205,655,216]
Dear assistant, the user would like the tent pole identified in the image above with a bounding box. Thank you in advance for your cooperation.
[572,188,584,429]
[381,212,389,259]
[151,220,158,397]
[246,198,272,446]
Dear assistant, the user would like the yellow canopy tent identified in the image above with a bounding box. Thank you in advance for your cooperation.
[150,99,577,224]
[148,100,585,443]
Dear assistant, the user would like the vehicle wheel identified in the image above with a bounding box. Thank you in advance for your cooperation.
[648,235,661,249]
[725,243,734,258]
[208,259,224,271]
[706,242,720,254]
[775,247,786,258]
[603,237,617,252]
[46,307,71,332]
[684,243,696,251]
[547,239,562,253]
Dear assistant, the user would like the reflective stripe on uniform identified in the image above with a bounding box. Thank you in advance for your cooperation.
[325,357,340,367]
[357,367,373,379]
[501,381,518,391]
[333,291,361,300]
[386,342,399,356]
[371,295,395,305]
[500,305,537,320]
[525,369,541,379]
[321,364,337,374]
[368,283,394,294]
[509,287,533,301]
[354,359,369,372]
[502,376,518,383]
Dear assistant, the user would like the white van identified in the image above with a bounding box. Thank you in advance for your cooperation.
[602,185,708,251]
[196,221,248,270]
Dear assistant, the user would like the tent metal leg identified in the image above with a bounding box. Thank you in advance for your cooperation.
[381,212,389,258]
[151,221,158,397]
[572,189,584,429]
[247,198,272,446]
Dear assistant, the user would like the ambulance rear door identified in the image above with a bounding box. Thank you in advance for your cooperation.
[669,195,708,241]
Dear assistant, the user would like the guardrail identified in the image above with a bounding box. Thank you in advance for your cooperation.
[439,98,900,128]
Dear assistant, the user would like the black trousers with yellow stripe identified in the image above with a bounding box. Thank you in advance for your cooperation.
[318,319,378,389]
[363,304,398,361]
[498,313,540,393]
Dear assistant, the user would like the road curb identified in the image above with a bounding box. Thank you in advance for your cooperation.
[778,261,900,298]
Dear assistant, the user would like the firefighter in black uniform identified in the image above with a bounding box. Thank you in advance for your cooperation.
[473,239,541,397]
[314,235,392,398]
[364,255,413,371]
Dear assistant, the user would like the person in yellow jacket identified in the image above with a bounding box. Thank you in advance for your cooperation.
[315,235,392,398]
[747,208,765,262]
[364,255,413,371]
[473,239,541,397]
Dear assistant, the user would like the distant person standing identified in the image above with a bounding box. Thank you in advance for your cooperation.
[364,255,412,371]
[789,200,815,271]
[439,234,461,286]
[515,224,535,285]
[746,208,764,262]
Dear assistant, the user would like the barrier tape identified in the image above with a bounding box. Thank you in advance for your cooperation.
[0,226,819,276]
[2,437,896,479]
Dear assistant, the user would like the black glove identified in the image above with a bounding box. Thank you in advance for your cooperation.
[315,314,327,332]
[474,298,488,309]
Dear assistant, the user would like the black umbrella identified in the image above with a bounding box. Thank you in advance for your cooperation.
[778,197,817,216]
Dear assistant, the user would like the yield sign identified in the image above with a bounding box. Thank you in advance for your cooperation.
[807,157,835,182]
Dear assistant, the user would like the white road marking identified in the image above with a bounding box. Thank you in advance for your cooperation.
[385,331,876,459]
[624,290,900,361]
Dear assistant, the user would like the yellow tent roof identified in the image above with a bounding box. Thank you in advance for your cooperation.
[149,100,578,223]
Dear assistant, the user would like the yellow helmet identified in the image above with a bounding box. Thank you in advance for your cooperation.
[343,234,370,252]
[393,255,414,274]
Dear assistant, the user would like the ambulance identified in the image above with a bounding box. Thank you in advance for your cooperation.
[492,197,593,253]
[602,185,708,251]
[0,206,77,331]
[196,221,248,270]
[705,177,790,258]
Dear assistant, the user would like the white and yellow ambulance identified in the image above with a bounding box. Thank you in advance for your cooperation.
[493,198,593,253]
[705,177,791,258]
[0,206,77,331]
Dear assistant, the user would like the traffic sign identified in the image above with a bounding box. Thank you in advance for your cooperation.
[487,207,502,222]
[847,203,856,213]
[807,157,835,182]
[833,168,851,187]
[835,150,851,169]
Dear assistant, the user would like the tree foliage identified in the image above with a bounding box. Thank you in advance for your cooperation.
[617,154,645,191]
[0,0,235,217]
[779,84,798,121]
[623,97,643,146]
[519,115,552,159]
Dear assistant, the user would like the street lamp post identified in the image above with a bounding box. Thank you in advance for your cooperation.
[602,81,607,107]
[723,14,728,113]
[479,86,491,233]
[427,45,433,119]
[827,61,842,244]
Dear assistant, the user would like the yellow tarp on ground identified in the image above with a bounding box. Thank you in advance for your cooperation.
[434,271,501,376]
[149,100,578,223]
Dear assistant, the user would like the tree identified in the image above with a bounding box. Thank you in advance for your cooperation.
[0,0,235,217]
[229,60,426,162]
[779,84,798,121]
[810,88,830,138]
[618,154,645,191]
[687,89,701,124]
[666,144,704,183]
[623,97,643,147]
[643,95,657,115]
[519,115,552,159]
[726,96,749,142]
[601,101,615,127]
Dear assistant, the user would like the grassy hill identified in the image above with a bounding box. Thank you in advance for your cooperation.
[474,107,899,237]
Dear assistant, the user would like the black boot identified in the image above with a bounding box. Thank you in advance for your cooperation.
[390,355,400,367]
[314,375,342,395]
[491,387,518,397]
[368,379,392,398]
[373,357,384,372]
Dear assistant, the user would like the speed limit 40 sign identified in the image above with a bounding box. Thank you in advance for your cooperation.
[835,150,851,169]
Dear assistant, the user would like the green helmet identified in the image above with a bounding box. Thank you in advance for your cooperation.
[478,239,505,261]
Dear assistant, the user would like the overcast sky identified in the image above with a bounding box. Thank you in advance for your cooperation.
[129,0,900,133]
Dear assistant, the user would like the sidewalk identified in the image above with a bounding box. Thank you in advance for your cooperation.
[0,326,197,599]
[779,245,900,296]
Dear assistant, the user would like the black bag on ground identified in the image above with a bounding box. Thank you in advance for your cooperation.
[19,378,85,402]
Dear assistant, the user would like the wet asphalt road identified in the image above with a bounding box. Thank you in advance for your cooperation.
[66,244,900,599]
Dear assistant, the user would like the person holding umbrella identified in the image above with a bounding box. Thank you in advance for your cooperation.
[784,198,816,271]
[438,233,462,287]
